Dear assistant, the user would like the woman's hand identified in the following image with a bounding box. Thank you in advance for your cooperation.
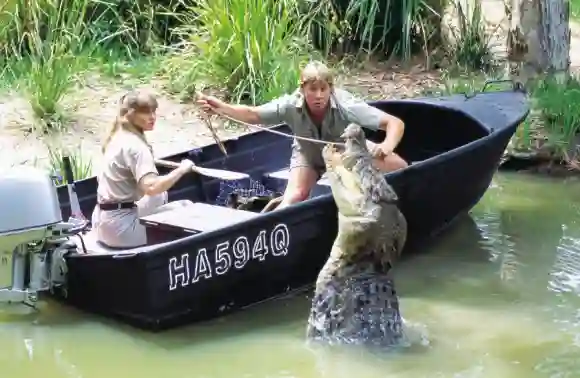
[196,92,223,115]
[140,158,195,196]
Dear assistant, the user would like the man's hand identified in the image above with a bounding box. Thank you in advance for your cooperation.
[196,92,224,115]
[371,144,392,159]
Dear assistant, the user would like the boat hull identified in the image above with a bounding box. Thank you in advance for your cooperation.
[52,88,529,330]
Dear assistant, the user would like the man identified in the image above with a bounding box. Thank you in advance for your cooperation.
[196,61,408,210]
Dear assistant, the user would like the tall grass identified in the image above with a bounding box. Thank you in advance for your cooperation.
[530,76,580,164]
[1,0,451,113]
[0,0,88,127]
[162,0,448,104]
[306,0,445,60]
[0,0,174,132]
[47,145,94,185]
[444,0,497,72]
[1,0,93,130]
[164,0,315,104]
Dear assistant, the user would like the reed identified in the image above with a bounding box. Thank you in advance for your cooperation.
[163,0,315,104]
[444,0,498,72]
[47,145,94,185]
[1,0,92,131]
[0,0,172,132]
[530,76,580,164]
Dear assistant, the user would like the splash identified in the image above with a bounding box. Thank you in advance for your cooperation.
[307,271,410,349]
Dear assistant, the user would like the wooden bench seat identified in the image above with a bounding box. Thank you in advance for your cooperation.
[73,203,259,255]
[265,168,331,186]
[263,168,332,198]
[139,202,258,234]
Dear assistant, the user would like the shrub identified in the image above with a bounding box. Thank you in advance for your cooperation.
[1,0,93,131]
[443,0,497,72]
[164,0,315,104]
[47,145,94,185]
[306,0,446,60]
[530,76,580,164]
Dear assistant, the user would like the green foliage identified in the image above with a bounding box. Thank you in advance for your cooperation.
[444,0,497,72]
[0,0,453,115]
[164,0,316,104]
[571,0,580,20]
[529,76,580,162]
[47,145,94,185]
[306,0,446,60]
[1,0,94,131]
[421,71,488,97]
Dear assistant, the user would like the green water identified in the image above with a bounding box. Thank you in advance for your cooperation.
[2,172,580,378]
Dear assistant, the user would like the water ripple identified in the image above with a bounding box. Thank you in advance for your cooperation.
[473,211,521,283]
[548,232,580,295]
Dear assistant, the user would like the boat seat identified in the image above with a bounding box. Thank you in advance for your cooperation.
[264,161,420,184]
[266,168,331,186]
[139,202,259,234]
[263,159,423,198]
[263,168,332,198]
[71,203,259,255]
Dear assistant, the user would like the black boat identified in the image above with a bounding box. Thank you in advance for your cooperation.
[52,81,529,331]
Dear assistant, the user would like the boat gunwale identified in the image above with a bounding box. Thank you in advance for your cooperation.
[65,90,530,260]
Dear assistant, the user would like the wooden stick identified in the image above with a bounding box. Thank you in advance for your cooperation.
[203,116,228,156]
[155,159,249,181]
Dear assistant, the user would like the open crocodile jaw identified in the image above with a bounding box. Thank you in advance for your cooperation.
[307,125,408,348]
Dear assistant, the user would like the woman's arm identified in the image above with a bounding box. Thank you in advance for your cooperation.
[128,144,194,197]
[138,162,191,196]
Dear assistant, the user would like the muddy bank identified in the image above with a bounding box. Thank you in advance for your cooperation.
[0,62,443,174]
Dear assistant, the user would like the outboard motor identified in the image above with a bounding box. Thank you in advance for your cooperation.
[0,165,86,308]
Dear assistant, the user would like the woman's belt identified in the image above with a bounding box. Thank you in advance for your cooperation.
[98,202,137,211]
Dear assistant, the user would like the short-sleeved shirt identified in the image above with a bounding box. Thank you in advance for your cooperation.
[255,88,386,169]
[96,130,159,204]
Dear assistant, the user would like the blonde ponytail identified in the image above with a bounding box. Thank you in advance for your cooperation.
[102,117,122,153]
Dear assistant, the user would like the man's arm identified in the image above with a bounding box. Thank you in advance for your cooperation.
[343,94,405,154]
[198,94,293,126]
[375,111,405,154]
[218,103,262,124]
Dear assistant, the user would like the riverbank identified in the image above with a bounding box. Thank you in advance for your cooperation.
[0,56,445,175]
[0,0,579,179]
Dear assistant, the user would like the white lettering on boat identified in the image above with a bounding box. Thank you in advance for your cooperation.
[270,223,290,256]
[168,253,190,291]
[214,241,231,275]
[232,236,250,269]
[168,223,291,291]
[252,230,269,261]
[192,248,212,283]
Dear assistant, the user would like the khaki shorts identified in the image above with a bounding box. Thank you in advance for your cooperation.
[91,192,194,249]
[289,140,379,179]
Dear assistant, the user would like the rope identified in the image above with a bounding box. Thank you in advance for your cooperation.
[190,112,346,147]
[220,113,345,146]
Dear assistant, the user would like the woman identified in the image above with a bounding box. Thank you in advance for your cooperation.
[91,91,195,249]
[196,61,407,210]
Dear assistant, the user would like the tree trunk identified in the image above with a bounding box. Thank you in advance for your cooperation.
[507,0,570,83]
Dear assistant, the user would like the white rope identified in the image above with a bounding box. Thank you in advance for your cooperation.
[212,113,346,147]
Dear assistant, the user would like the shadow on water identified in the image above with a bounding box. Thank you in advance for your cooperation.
[3,173,580,377]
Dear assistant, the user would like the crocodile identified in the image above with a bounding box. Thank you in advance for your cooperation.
[306,123,408,348]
